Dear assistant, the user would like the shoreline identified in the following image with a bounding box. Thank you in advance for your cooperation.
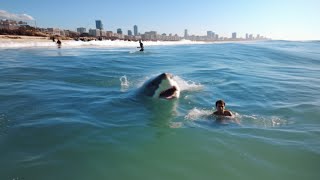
[0,35,275,49]
[0,35,50,42]
[0,35,271,43]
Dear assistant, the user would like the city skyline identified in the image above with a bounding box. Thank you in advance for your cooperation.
[73,22,265,41]
[1,0,320,40]
[0,13,266,41]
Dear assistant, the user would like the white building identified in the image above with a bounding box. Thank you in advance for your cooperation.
[47,28,61,36]
[143,31,157,40]
[77,27,86,34]
[89,29,101,37]
[0,19,19,30]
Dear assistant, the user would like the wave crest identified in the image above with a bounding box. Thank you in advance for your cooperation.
[0,39,209,49]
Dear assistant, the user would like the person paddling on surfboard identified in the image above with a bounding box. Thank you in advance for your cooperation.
[137,40,144,51]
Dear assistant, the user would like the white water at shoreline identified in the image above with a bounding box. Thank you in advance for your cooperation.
[0,39,212,49]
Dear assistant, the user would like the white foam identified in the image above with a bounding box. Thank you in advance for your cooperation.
[173,75,204,91]
[0,39,209,49]
[0,41,57,48]
[185,107,212,120]
[236,114,288,128]
[120,75,130,92]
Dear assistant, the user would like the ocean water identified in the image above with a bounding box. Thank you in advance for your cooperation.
[0,40,319,180]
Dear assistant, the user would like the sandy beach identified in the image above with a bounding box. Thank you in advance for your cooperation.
[0,35,64,48]
[0,35,50,42]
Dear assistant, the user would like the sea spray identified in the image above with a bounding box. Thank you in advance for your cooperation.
[173,75,203,91]
[120,75,129,92]
[0,39,210,49]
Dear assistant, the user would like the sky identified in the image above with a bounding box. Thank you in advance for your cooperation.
[1,0,320,40]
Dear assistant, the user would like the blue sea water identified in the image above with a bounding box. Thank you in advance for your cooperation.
[0,40,319,180]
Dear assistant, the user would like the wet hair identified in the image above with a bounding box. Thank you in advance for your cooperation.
[215,100,225,107]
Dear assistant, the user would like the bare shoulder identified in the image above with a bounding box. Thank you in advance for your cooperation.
[224,110,233,116]
[213,110,233,117]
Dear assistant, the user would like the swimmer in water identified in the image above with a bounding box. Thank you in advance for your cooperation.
[213,99,240,124]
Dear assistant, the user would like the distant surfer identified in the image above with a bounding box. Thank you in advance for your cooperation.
[137,40,144,51]
[57,39,62,48]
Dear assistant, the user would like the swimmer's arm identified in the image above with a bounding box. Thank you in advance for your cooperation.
[225,110,233,116]
[226,111,241,124]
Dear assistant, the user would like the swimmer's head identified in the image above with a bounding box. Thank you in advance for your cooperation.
[215,99,226,112]
[215,99,225,107]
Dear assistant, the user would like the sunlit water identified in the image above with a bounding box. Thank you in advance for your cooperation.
[0,40,319,180]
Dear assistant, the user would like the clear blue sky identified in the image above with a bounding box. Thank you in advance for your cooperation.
[1,0,320,40]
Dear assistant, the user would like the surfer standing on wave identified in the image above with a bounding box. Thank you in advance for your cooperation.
[137,40,144,51]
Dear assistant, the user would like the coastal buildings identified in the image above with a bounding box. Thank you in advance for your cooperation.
[117,28,122,35]
[143,31,157,41]
[232,32,237,39]
[207,31,215,40]
[95,20,103,30]
[184,29,188,38]
[1,18,269,41]
[89,29,101,37]
[0,19,28,30]
[77,27,86,34]
[47,28,61,36]
[134,25,138,36]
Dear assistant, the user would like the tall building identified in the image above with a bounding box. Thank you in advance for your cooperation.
[89,29,101,37]
[256,34,260,39]
[143,31,157,40]
[96,20,103,30]
[77,27,86,34]
[128,30,132,36]
[117,28,122,34]
[184,29,188,38]
[134,25,138,36]
[232,32,237,39]
[207,31,215,40]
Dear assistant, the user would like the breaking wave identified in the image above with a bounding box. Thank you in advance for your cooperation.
[0,39,209,49]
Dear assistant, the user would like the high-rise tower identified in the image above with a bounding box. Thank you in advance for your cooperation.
[232,32,237,39]
[96,20,103,30]
[134,25,138,36]
[184,29,188,38]
[117,28,123,34]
